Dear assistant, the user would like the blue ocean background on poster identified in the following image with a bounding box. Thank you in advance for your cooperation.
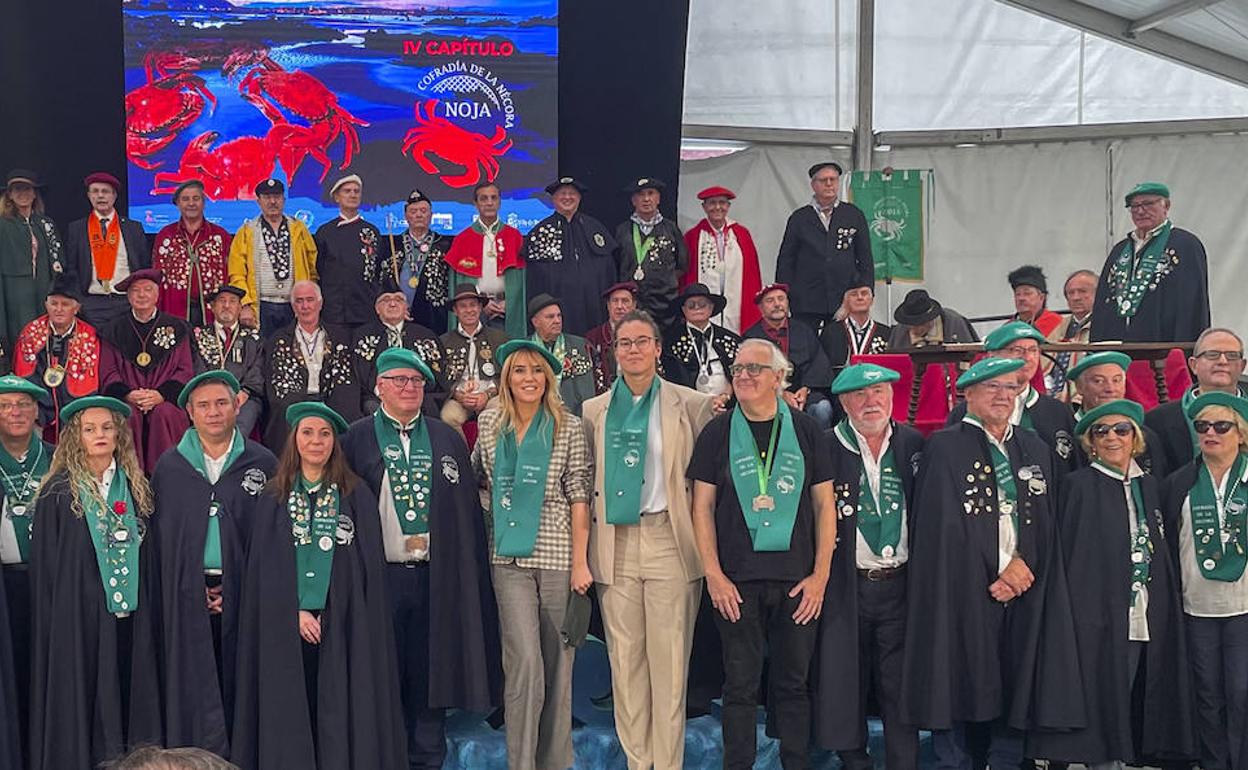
[123,0,557,236]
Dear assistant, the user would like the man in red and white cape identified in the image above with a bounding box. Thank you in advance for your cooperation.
[681,186,761,334]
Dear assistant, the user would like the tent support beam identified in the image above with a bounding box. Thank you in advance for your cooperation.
[877,116,1248,148]
[1128,0,1223,36]
[853,0,875,172]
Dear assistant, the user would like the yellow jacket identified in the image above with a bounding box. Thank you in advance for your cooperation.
[228,215,318,311]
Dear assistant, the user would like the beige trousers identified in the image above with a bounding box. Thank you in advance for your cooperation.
[598,512,702,770]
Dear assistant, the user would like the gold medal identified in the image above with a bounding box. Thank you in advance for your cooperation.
[43,365,66,388]
[101,279,112,293]
[404,534,427,552]
[752,494,775,512]
[408,276,419,289]
[136,351,152,366]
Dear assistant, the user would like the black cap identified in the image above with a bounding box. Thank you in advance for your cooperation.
[808,162,844,178]
[4,169,44,190]
[545,176,588,195]
[207,285,246,303]
[405,188,430,206]
[527,293,561,318]
[254,178,285,196]
[47,279,83,303]
[1007,265,1047,293]
[624,177,665,194]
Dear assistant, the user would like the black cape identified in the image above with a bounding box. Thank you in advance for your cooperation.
[901,422,1085,730]
[30,471,162,770]
[1145,399,1194,478]
[340,414,503,711]
[813,421,924,750]
[661,322,741,392]
[378,230,452,335]
[263,322,360,450]
[1028,466,1194,763]
[231,483,406,770]
[190,324,266,399]
[774,203,874,318]
[614,218,687,325]
[351,319,450,416]
[818,317,892,370]
[1090,227,1210,344]
[523,211,618,335]
[313,218,387,327]
[949,392,1079,475]
[149,437,277,756]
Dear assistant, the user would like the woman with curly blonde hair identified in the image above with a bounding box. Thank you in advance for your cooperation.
[29,396,162,770]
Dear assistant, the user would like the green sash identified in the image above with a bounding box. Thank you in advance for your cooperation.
[491,410,555,557]
[1015,387,1037,432]
[0,435,49,563]
[81,467,140,616]
[1093,461,1154,604]
[835,420,904,556]
[289,477,339,611]
[604,376,659,524]
[1107,221,1173,319]
[374,410,433,535]
[967,415,1019,535]
[728,400,806,552]
[175,428,244,572]
[631,225,655,274]
[1187,453,1248,582]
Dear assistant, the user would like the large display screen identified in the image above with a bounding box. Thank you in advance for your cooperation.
[122,0,557,237]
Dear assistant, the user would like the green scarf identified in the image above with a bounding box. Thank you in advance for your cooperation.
[834,420,904,557]
[728,400,806,552]
[81,467,140,616]
[289,476,339,611]
[1187,453,1248,582]
[532,332,566,386]
[604,376,660,525]
[967,415,1020,536]
[176,428,244,572]
[0,435,49,562]
[491,409,555,557]
[631,224,655,276]
[1107,221,1173,319]
[1093,461,1154,605]
[373,410,433,535]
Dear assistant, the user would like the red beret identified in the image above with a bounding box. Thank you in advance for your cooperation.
[83,172,121,192]
[601,281,638,299]
[697,186,735,201]
[753,283,789,304]
[115,268,163,292]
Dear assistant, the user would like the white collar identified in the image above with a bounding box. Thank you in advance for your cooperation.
[384,320,404,335]
[379,405,420,431]
[1092,458,1145,481]
[131,309,157,324]
[963,414,1014,449]
[458,322,483,338]
[337,212,361,226]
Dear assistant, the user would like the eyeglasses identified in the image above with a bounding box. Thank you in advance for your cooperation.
[1090,421,1135,438]
[729,362,774,378]
[1127,198,1165,211]
[978,382,1021,395]
[0,402,35,414]
[1003,345,1041,358]
[1194,350,1244,362]
[379,374,427,390]
[615,336,654,351]
[1194,420,1237,435]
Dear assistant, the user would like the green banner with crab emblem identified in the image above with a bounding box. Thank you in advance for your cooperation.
[849,170,924,282]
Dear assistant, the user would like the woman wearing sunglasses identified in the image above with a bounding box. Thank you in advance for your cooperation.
[1029,399,1193,767]
[1162,391,1248,770]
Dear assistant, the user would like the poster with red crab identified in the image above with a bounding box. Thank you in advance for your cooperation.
[123,0,557,236]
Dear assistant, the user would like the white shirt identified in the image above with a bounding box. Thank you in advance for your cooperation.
[847,422,908,569]
[476,220,506,297]
[376,409,433,562]
[203,447,229,485]
[638,390,668,514]
[383,321,404,347]
[0,446,31,565]
[1094,460,1151,641]
[295,325,326,394]
[97,459,117,499]
[688,324,730,396]
[810,197,839,230]
[963,416,1018,574]
[1178,461,1248,617]
[88,212,131,295]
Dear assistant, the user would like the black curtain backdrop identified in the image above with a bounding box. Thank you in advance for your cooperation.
[0,0,690,232]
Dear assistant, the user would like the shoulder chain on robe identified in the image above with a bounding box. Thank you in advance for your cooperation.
[15,318,100,391]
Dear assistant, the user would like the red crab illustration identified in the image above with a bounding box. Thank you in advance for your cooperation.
[125,71,217,170]
[151,130,278,201]
[236,59,368,184]
[400,99,512,188]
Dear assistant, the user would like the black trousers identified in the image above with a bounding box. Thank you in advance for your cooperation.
[1187,612,1248,770]
[839,572,918,770]
[3,566,30,767]
[385,563,447,770]
[716,579,818,770]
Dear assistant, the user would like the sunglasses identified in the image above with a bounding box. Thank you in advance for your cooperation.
[1090,421,1134,438]
[1194,420,1237,435]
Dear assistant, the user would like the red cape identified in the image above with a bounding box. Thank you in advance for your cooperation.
[682,219,762,331]
[444,225,525,277]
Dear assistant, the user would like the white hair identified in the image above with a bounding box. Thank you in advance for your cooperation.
[289,280,322,305]
[736,338,792,391]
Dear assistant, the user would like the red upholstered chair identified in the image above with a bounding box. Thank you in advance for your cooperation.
[1124,349,1192,411]
[915,363,958,436]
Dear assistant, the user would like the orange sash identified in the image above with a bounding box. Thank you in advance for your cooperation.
[88,215,121,282]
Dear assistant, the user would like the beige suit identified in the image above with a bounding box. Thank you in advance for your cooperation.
[582,378,715,770]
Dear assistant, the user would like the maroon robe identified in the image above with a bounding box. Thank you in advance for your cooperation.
[99,311,193,471]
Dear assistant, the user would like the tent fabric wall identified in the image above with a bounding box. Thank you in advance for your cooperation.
[677,133,1248,334]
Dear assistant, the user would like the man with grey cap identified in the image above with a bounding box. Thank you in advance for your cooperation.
[189,285,265,437]
[227,177,319,337]
[776,162,873,333]
[527,292,595,416]
[313,173,385,333]
[152,180,231,327]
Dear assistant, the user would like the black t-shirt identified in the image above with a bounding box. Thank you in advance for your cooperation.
[687,407,835,583]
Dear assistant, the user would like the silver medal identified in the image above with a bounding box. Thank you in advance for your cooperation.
[9,505,25,517]
[881,545,895,559]
[633,267,644,281]
[318,535,334,551]
[999,501,1014,515]
[114,529,129,542]
[405,510,417,521]
[1204,558,1218,571]
[481,362,496,377]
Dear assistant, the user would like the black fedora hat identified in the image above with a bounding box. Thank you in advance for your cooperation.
[893,289,942,326]
[678,283,727,317]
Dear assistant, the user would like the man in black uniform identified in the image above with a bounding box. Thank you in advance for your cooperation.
[313,174,385,334]
[352,282,448,416]
[189,285,265,438]
[775,162,873,333]
[614,177,687,325]
[744,283,835,429]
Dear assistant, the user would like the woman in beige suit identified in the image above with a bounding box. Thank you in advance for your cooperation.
[581,309,720,770]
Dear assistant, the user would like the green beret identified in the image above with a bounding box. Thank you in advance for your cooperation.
[0,375,46,400]
[1124,181,1170,206]
[983,321,1046,352]
[376,347,435,384]
[956,357,1025,390]
[1185,391,1248,422]
[831,363,900,395]
[60,395,131,423]
[495,339,563,376]
[1075,399,1145,437]
[1066,351,1131,382]
[177,370,241,408]
[285,402,348,435]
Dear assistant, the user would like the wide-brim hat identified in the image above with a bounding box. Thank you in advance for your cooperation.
[115,268,163,293]
[61,395,131,422]
[527,293,562,318]
[178,370,241,408]
[956,357,1025,390]
[545,176,588,195]
[679,283,727,316]
[496,339,563,376]
[1066,351,1131,382]
[4,169,44,190]
[1075,399,1145,437]
[893,289,941,326]
[285,401,348,434]
[450,284,488,305]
